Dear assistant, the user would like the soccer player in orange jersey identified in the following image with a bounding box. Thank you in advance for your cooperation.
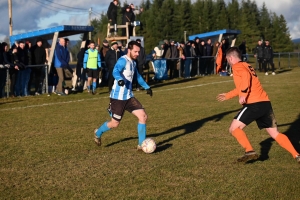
[217,47,300,163]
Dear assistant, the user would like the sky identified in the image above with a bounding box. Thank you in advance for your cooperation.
[0,0,299,42]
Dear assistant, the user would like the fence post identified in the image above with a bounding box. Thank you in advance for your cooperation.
[288,53,291,68]
[6,68,10,98]
[197,57,200,76]
[278,53,281,70]
[45,65,48,94]
[179,59,182,78]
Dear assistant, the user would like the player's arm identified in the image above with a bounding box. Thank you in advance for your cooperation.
[135,66,152,96]
[238,70,251,98]
[112,58,126,81]
[97,53,101,68]
[83,50,88,69]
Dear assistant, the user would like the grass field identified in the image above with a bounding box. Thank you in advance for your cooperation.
[1,67,300,199]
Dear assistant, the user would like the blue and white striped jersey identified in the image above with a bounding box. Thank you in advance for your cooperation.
[110,55,150,100]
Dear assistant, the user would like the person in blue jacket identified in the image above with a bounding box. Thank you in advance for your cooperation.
[94,41,153,150]
[83,41,101,94]
[54,38,69,96]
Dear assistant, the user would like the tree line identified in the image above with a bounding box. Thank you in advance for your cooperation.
[88,0,293,54]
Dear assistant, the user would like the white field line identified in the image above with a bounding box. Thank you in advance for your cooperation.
[0,80,233,111]
[2,70,300,112]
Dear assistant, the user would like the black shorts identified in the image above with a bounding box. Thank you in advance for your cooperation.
[108,97,144,121]
[234,101,277,129]
[87,68,98,79]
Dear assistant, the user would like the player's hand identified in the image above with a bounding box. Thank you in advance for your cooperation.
[118,80,125,86]
[146,88,153,97]
[239,96,246,105]
[216,93,226,102]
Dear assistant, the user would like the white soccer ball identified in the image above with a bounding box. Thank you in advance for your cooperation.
[141,138,156,154]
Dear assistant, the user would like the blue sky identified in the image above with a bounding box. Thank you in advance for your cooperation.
[0,0,299,42]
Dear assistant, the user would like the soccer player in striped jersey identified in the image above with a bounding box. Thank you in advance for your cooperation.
[217,47,300,164]
[94,41,153,149]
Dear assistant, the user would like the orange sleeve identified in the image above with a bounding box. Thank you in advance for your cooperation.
[238,69,251,97]
[225,88,239,99]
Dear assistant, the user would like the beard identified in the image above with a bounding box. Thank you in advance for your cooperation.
[130,52,138,60]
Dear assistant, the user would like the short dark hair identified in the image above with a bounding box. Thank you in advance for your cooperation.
[226,47,242,59]
[127,41,141,50]
[89,41,95,44]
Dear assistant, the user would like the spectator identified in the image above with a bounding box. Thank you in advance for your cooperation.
[135,39,146,91]
[238,41,247,61]
[178,41,185,77]
[130,3,143,16]
[190,41,198,77]
[122,5,135,37]
[154,41,164,58]
[54,38,70,96]
[161,39,170,59]
[214,42,223,74]
[9,45,20,97]
[31,38,46,95]
[99,39,110,61]
[199,39,207,76]
[15,41,30,97]
[107,0,119,37]
[2,42,16,97]
[253,40,264,72]
[0,43,6,98]
[263,40,275,75]
[184,41,192,78]
[166,40,179,79]
[205,38,213,75]
[105,40,121,92]
[83,41,102,94]
[194,37,201,57]
[76,40,90,92]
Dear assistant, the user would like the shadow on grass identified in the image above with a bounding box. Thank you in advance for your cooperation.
[148,77,199,89]
[106,109,240,149]
[0,99,24,105]
[248,113,300,163]
[276,69,292,74]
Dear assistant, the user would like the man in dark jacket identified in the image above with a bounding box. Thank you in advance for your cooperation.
[263,40,275,75]
[205,38,213,75]
[253,40,264,72]
[105,40,121,92]
[107,0,119,37]
[76,40,90,91]
[122,5,135,37]
[15,41,31,96]
[31,38,46,95]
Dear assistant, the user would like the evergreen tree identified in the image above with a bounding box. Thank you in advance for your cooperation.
[213,0,229,30]
[227,0,239,30]
[259,3,272,41]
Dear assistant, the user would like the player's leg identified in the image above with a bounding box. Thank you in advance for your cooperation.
[231,105,260,162]
[94,99,125,146]
[265,126,299,160]
[127,98,147,146]
[257,101,300,163]
[229,119,254,153]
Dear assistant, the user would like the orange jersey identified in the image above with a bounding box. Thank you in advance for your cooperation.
[225,61,270,103]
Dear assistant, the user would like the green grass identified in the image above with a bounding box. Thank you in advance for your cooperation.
[1,67,300,199]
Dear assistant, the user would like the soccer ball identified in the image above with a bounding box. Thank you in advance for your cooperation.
[141,138,156,154]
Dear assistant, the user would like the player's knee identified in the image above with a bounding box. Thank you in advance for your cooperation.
[139,113,148,123]
[110,120,120,128]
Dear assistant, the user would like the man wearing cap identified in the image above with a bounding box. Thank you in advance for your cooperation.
[105,40,121,92]
[168,40,179,79]
[100,40,110,61]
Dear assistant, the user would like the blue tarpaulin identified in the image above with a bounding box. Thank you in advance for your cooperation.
[153,59,168,80]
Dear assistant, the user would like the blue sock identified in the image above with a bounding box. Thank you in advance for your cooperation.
[92,82,96,91]
[96,121,110,138]
[138,123,146,146]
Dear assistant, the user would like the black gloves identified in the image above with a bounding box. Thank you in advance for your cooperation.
[118,80,125,86]
[146,88,153,97]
